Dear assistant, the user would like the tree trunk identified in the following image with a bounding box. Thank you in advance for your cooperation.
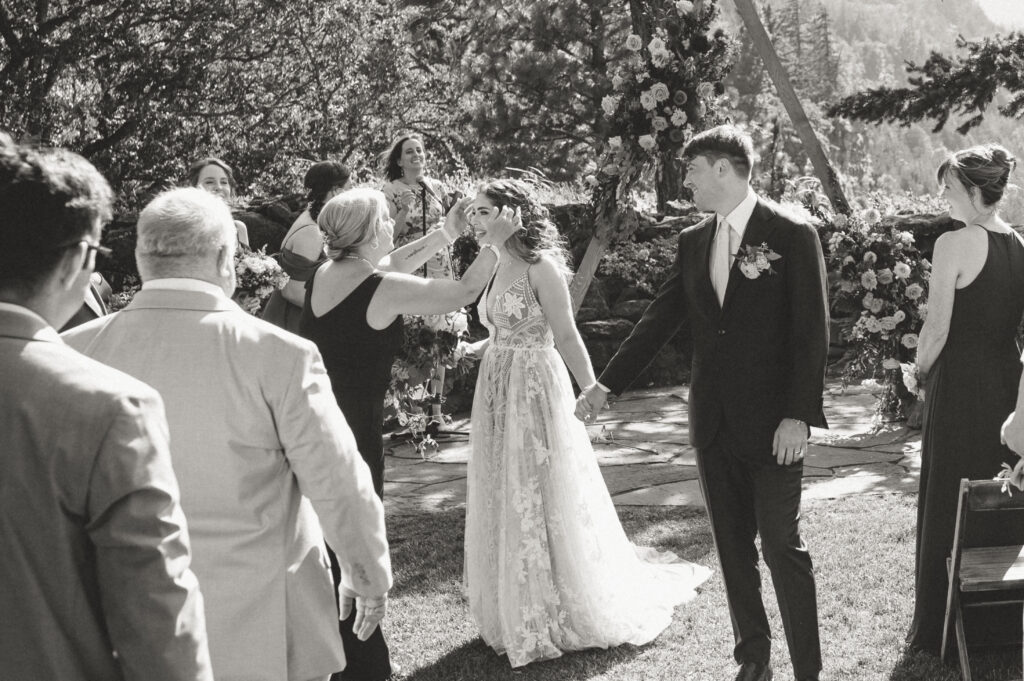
[732,0,851,215]
[570,229,613,314]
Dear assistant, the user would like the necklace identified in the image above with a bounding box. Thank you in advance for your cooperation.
[342,254,376,268]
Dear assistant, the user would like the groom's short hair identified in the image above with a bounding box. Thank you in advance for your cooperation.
[682,125,755,179]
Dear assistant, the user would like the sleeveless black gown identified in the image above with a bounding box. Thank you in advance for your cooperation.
[908,229,1024,654]
[300,270,403,681]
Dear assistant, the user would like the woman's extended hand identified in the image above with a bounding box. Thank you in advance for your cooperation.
[479,206,522,248]
[442,196,473,242]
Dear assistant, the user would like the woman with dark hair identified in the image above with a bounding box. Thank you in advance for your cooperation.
[460,179,710,668]
[299,188,517,681]
[909,143,1024,654]
[263,161,351,332]
[188,157,250,248]
[380,134,452,279]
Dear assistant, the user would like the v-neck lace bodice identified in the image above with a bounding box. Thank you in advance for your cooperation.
[481,270,554,350]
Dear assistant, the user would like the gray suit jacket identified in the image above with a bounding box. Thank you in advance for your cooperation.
[0,304,212,681]
[64,287,392,681]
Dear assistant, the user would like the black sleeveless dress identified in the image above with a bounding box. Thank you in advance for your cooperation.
[908,229,1024,654]
[299,269,403,681]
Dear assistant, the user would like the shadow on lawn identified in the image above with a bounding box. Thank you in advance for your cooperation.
[887,647,1022,681]
[401,636,644,681]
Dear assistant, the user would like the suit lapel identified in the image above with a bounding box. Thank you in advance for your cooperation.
[721,199,778,312]
[689,216,720,319]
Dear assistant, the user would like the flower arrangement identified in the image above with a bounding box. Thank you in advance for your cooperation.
[385,308,474,456]
[735,242,781,279]
[824,208,931,418]
[590,0,734,238]
[233,246,288,315]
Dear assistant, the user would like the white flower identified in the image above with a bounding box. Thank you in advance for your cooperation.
[697,81,715,99]
[861,208,881,225]
[882,357,901,370]
[650,49,671,68]
[834,214,849,229]
[612,74,624,90]
[601,94,620,116]
[652,116,668,132]
[861,270,878,290]
[676,0,695,14]
[843,255,855,265]
[899,231,914,246]
[901,333,920,349]
[862,292,874,309]
[638,134,657,151]
[864,316,882,334]
[670,109,688,126]
[739,261,760,279]
[625,34,643,51]
[755,252,769,270]
[608,136,622,150]
[893,310,906,323]
[905,283,924,300]
[879,316,897,331]
[648,37,666,54]
[870,299,884,314]
[877,268,894,285]
[637,70,650,82]
[863,251,877,265]
[893,262,912,280]
[584,174,599,187]
[651,82,670,102]
[639,91,657,110]
[502,291,526,318]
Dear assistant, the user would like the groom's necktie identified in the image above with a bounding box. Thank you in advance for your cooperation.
[712,218,737,306]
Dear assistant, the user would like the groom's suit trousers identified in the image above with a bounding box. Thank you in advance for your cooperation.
[696,431,821,680]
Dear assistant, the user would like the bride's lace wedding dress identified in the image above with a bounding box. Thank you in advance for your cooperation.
[464,269,711,668]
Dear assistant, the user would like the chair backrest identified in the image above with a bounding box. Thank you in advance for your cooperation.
[954,479,1024,553]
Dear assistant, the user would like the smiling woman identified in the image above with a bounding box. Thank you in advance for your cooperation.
[186,157,250,249]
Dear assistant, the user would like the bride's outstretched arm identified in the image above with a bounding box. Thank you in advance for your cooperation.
[531,256,597,390]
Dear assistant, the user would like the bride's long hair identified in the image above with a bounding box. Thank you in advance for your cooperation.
[478,179,571,275]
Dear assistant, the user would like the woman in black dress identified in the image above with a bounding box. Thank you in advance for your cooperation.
[909,144,1024,654]
[299,188,518,680]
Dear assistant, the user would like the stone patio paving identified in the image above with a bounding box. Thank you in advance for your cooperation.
[382,379,920,516]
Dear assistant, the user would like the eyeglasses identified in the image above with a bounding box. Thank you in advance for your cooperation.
[82,241,113,259]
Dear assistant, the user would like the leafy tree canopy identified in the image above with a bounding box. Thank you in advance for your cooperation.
[826,32,1024,134]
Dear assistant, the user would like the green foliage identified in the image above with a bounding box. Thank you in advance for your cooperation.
[827,32,1024,134]
[596,232,679,298]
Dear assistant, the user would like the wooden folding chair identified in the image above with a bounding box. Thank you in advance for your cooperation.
[941,478,1024,681]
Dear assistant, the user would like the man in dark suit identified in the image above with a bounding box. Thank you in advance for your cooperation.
[577,125,829,681]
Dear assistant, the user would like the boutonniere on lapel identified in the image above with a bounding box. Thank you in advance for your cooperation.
[735,242,782,279]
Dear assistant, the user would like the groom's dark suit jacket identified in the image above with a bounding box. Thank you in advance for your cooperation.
[599,198,829,462]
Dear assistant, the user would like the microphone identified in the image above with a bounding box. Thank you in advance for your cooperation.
[417,177,442,204]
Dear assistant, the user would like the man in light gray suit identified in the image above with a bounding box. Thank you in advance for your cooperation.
[64,187,392,681]
[0,136,213,681]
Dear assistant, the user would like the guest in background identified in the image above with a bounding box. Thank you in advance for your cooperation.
[909,143,1024,655]
[65,187,392,681]
[60,271,112,331]
[188,156,251,248]
[299,188,517,681]
[0,135,212,681]
[263,161,351,333]
[380,134,453,279]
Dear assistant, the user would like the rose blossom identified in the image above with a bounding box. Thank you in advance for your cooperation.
[862,292,874,309]
[639,91,657,110]
[638,134,656,151]
[893,310,906,323]
[893,262,911,280]
[905,283,924,300]
[880,316,897,331]
[697,82,715,99]
[882,357,901,370]
[601,95,619,116]
[901,333,919,349]
[877,268,894,285]
[861,270,878,290]
[863,251,877,265]
[652,116,668,132]
[651,82,670,102]
[870,299,884,314]
[671,109,688,126]
[676,0,695,14]
[648,37,667,54]
[625,34,643,51]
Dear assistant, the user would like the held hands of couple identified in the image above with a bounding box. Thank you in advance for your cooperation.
[338,585,387,641]
[574,383,609,423]
[773,418,808,466]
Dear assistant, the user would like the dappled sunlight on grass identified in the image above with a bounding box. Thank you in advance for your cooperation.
[383,496,1021,680]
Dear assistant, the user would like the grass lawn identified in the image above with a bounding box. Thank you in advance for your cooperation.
[383,493,1022,681]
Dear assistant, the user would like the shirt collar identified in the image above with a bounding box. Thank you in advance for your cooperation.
[0,301,62,342]
[0,301,51,326]
[718,187,758,239]
[142,278,228,298]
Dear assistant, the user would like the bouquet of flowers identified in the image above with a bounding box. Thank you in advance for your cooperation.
[234,246,288,315]
[824,208,931,418]
[386,308,474,456]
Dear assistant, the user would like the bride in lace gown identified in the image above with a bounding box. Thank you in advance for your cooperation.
[461,180,711,668]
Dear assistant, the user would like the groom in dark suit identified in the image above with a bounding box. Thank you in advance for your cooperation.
[577,125,828,681]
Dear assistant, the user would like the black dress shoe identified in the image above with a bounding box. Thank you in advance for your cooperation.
[735,661,772,681]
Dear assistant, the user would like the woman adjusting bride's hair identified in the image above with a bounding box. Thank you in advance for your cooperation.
[461,178,711,668]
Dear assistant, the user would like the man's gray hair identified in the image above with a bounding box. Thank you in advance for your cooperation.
[136,188,235,277]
